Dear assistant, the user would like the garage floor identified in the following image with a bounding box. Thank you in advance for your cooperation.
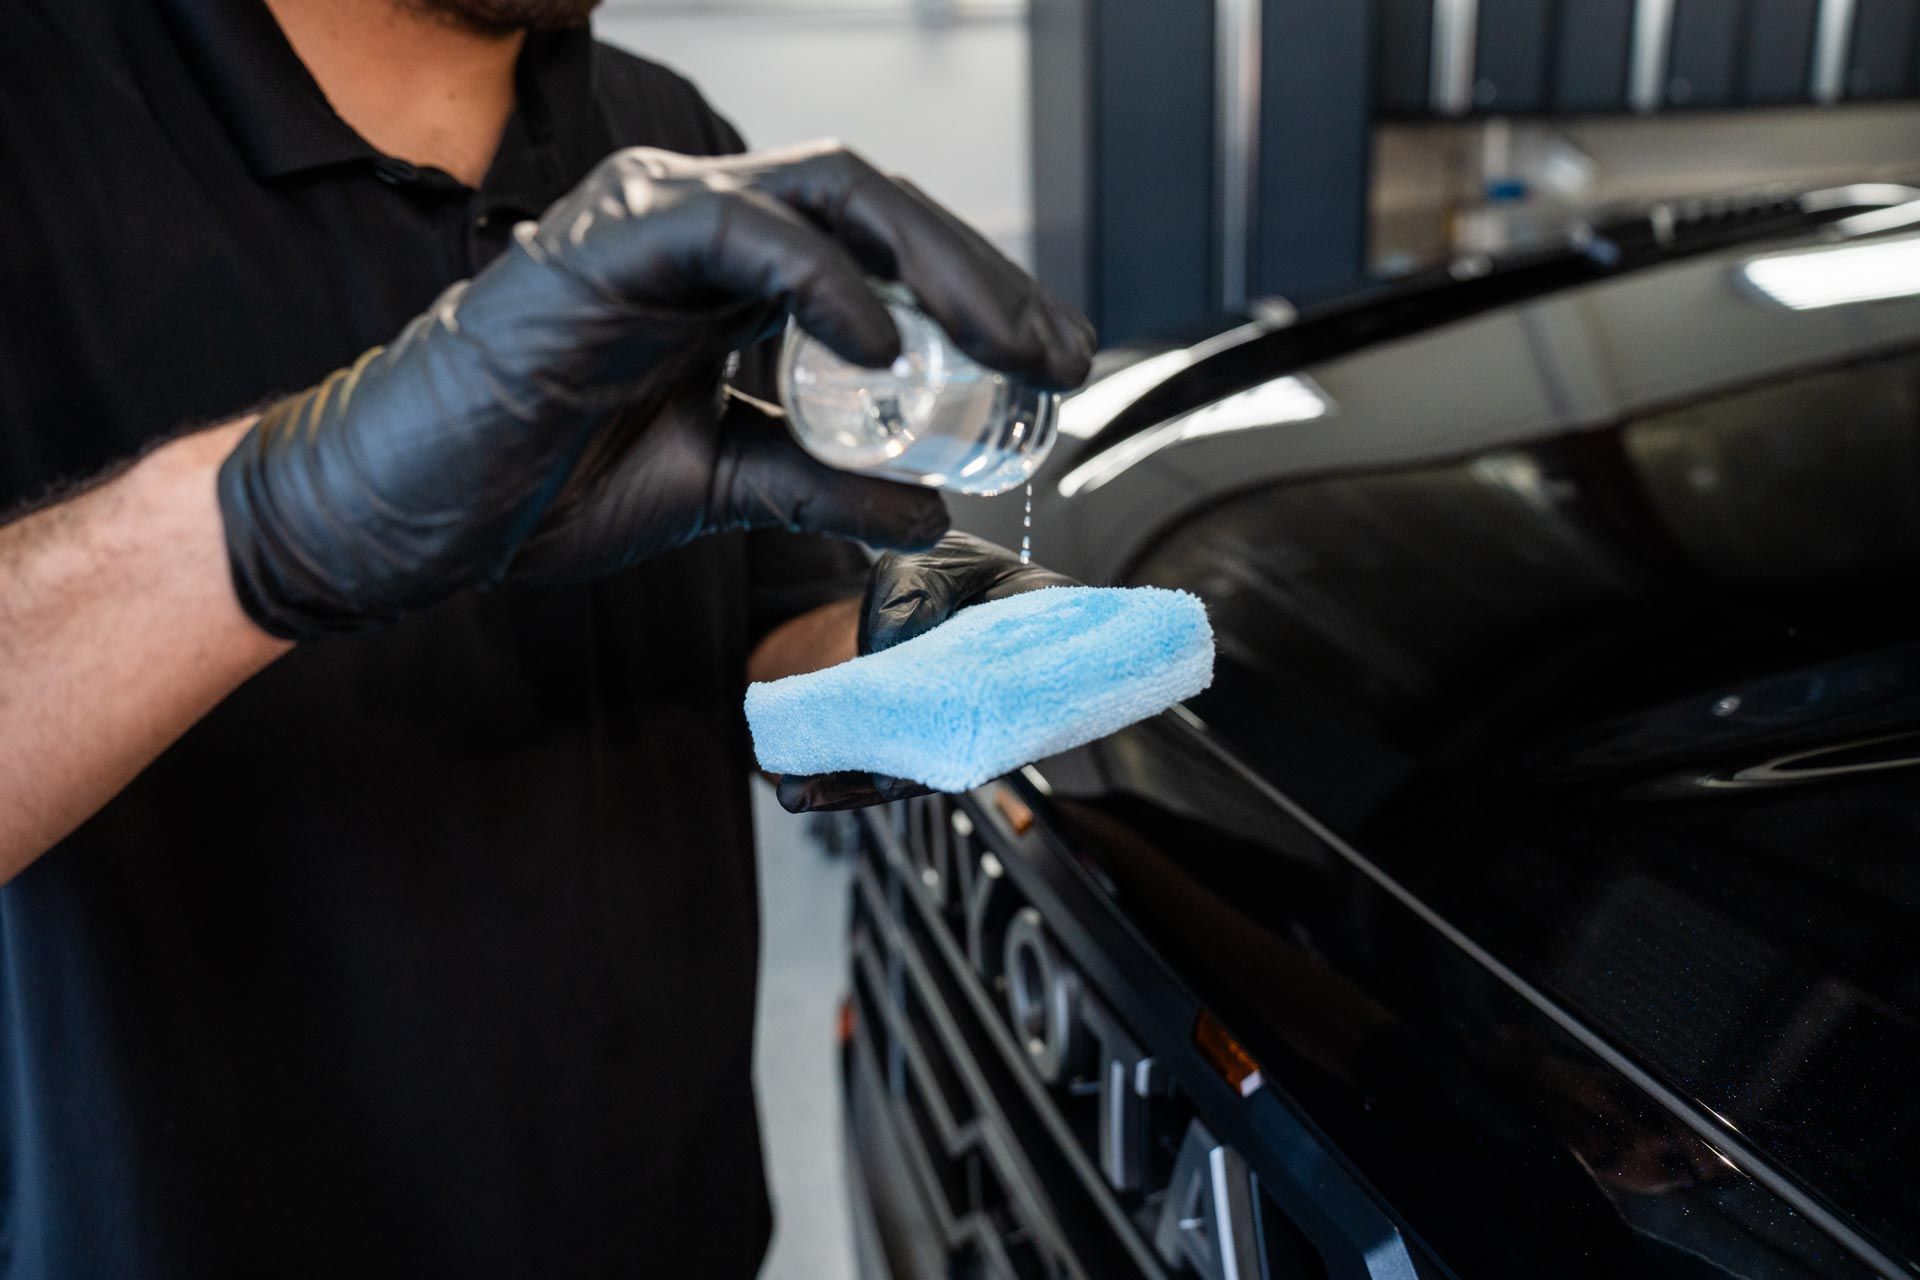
[751,781,858,1280]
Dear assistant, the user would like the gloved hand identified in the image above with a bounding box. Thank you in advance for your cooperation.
[502,384,939,585]
[776,532,1075,813]
[218,142,1096,639]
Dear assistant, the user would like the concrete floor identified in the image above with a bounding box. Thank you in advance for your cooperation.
[750,780,858,1280]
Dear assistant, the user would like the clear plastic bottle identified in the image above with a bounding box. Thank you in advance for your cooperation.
[777,285,1058,497]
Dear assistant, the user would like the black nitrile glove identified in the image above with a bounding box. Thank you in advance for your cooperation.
[218,143,1096,639]
[776,532,1076,813]
[503,384,940,584]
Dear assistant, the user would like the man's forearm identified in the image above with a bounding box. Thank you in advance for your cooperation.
[0,421,290,880]
[746,596,859,686]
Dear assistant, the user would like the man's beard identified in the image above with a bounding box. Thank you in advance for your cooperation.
[404,0,602,36]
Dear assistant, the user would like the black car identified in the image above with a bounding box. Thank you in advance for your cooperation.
[837,186,1920,1280]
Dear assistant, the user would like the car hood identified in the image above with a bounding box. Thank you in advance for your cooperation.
[985,230,1920,1270]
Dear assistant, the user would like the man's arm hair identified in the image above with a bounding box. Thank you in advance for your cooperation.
[0,419,291,880]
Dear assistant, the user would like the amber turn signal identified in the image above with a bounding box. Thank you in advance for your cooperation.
[991,786,1035,834]
[1193,1009,1265,1097]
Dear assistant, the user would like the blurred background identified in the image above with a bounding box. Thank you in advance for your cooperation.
[599,0,1920,351]
[589,2,1920,1275]
[597,0,1034,267]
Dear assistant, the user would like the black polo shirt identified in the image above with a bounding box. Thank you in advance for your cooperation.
[0,3,861,1275]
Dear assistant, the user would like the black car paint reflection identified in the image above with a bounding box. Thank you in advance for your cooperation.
[1103,350,1920,1274]
[849,207,1920,1280]
[1030,733,1874,1278]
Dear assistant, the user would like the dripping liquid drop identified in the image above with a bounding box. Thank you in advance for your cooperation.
[1019,482,1033,564]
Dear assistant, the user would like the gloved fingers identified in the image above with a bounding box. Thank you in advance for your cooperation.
[743,147,1096,391]
[497,384,715,585]
[723,411,950,551]
[724,141,904,279]
[705,189,904,368]
[883,174,1097,390]
[858,569,961,654]
[777,771,932,813]
[862,532,1011,653]
[656,185,904,371]
[861,531,1078,653]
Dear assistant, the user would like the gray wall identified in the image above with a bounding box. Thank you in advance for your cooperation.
[594,2,1036,266]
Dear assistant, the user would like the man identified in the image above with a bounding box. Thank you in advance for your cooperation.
[0,0,1089,1274]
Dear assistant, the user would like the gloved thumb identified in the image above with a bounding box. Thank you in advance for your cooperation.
[860,531,1076,653]
[776,770,931,813]
[720,405,950,551]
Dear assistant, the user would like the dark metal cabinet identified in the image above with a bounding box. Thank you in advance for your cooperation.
[1667,0,1746,106]
[1554,0,1636,111]
[1027,0,1096,322]
[1029,0,1218,346]
[1743,0,1820,102]
[1847,0,1920,98]
[1030,0,1373,344]
[1472,0,1557,110]
[1251,0,1374,308]
[1370,0,1830,115]
[1092,0,1218,340]
[1374,0,1435,115]
[1751,0,1820,100]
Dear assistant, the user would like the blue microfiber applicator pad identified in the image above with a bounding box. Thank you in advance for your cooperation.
[746,586,1215,792]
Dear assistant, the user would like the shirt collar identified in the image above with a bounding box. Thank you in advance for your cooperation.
[480,30,607,215]
[156,0,372,179]
[156,0,602,189]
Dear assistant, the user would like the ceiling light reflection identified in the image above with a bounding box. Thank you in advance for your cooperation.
[1057,323,1269,440]
[1058,349,1197,439]
[1056,374,1333,497]
[1741,233,1920,310]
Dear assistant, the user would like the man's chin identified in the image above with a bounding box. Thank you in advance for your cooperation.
[404,0,603,36]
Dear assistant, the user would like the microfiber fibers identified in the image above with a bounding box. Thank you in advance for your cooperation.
[746,586,1215,792]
